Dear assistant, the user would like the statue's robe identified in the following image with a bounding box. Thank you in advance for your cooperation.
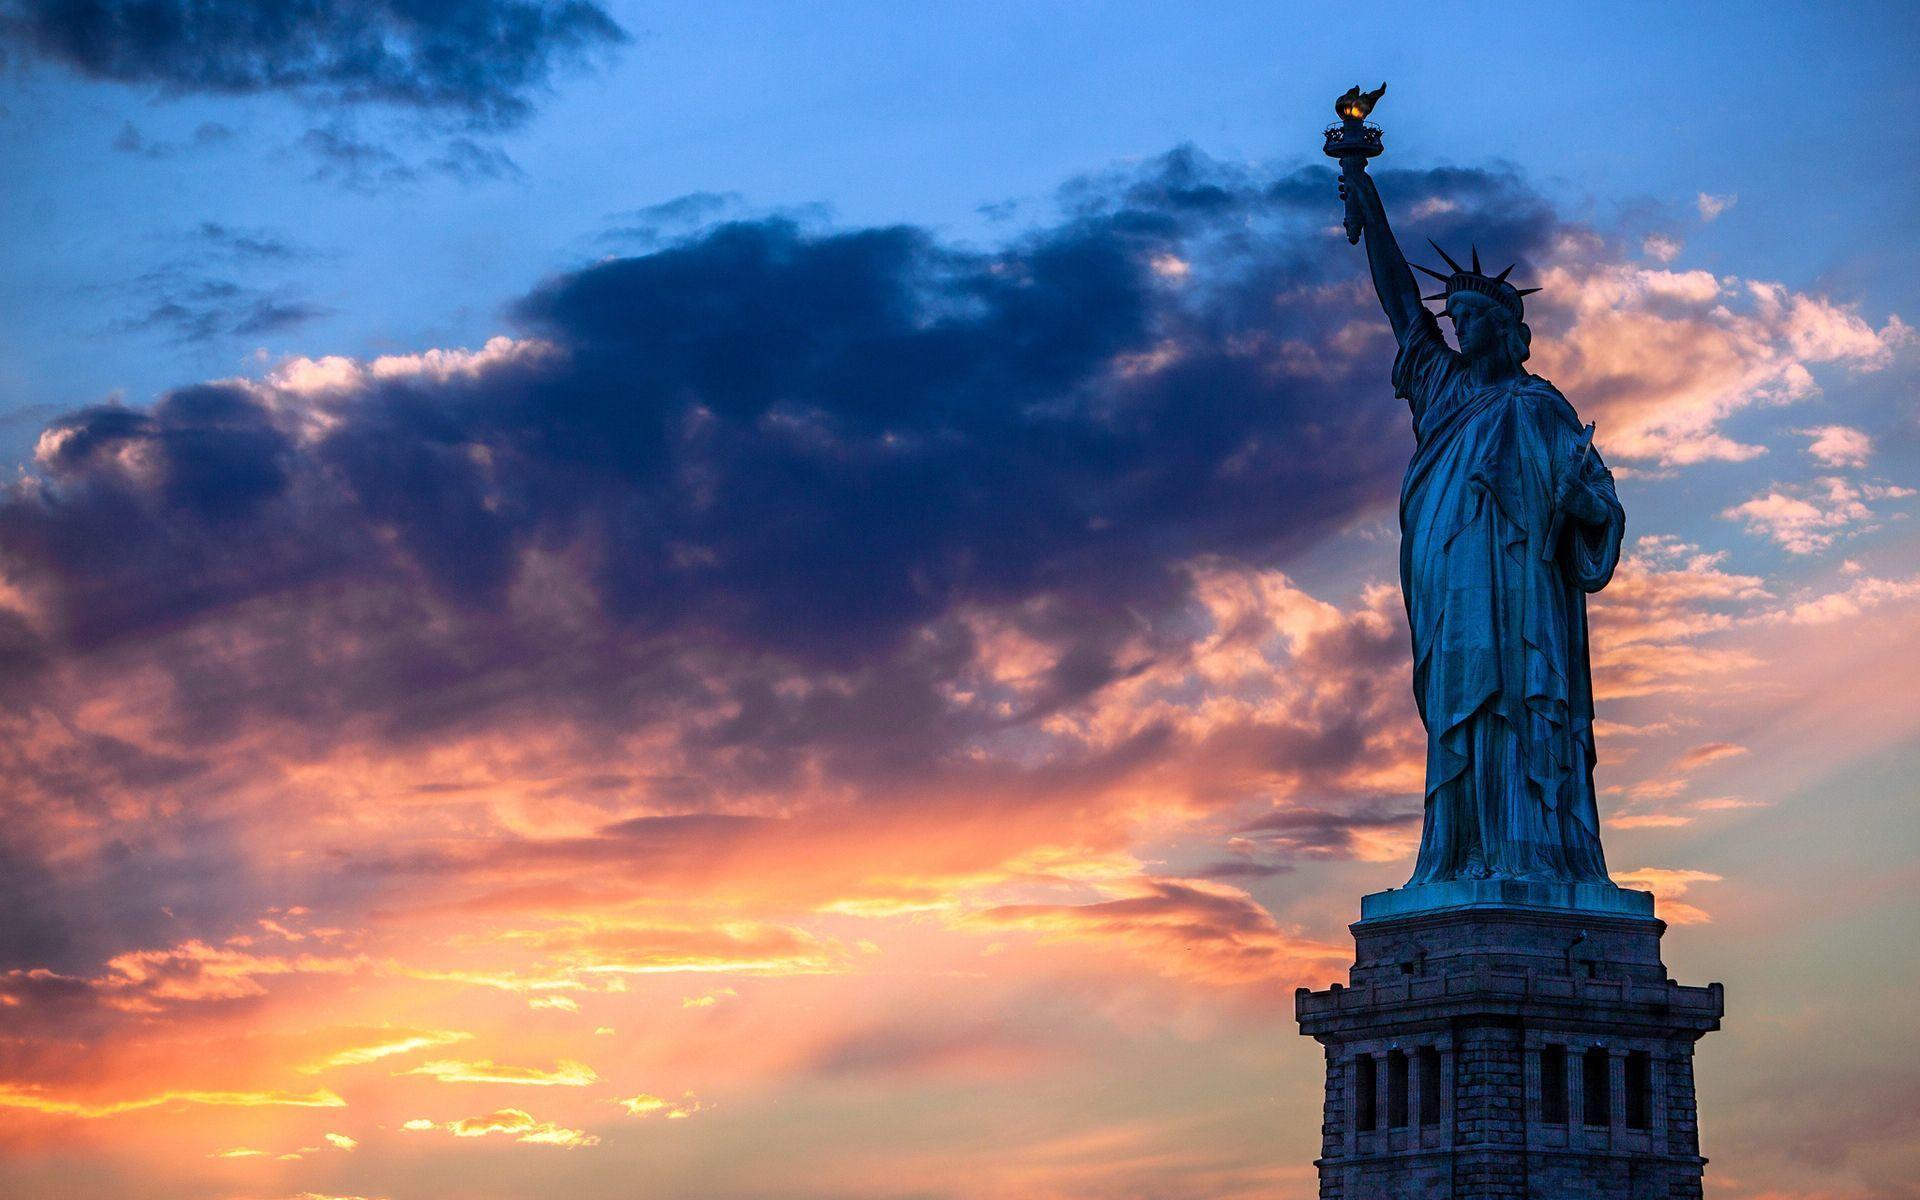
[1394,310,1622,884]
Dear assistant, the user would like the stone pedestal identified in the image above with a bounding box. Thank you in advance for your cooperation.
[1295,886,1722,1199]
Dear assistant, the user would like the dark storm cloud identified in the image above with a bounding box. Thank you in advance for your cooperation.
[0,150,1573,976]
[3,0,627,128]
[3,150,1560,785]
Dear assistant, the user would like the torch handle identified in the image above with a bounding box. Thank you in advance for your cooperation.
[1339,155,1368,245]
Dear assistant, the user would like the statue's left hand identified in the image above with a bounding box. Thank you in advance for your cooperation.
[1554,472,1610,525]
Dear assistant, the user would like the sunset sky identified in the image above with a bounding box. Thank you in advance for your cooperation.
[1,3,1917,1198]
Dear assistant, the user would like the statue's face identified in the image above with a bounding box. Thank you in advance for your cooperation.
[1446,292,1509,362]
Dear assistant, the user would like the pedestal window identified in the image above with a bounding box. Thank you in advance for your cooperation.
[1583,1046,1611,1127]
[1387,1049,1409,1127]
[1540,1043,1568,1124]
[1355,1054,1377,1131]
[1625,1050,1652,1130]
[1418,1046,1441,1126]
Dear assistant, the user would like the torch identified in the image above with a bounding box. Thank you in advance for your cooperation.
[1324,83,1386,244]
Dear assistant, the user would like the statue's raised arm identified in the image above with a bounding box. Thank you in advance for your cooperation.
[1323,84,1423,346]
[1339,163,1426,346]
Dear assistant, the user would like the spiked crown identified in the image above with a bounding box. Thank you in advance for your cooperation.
[1413,241,1540,321]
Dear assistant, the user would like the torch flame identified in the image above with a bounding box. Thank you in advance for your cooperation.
[1335,83,1387,121]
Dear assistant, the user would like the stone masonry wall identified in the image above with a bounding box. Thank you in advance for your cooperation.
[1297,903,1721,1200]
[1452,1020,1526,1198]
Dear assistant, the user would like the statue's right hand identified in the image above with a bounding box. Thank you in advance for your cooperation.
[1339,162,1371,202]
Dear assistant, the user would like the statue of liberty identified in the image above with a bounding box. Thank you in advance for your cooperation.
[1336,134,1624,887]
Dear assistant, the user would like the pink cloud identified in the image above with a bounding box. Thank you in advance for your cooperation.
[1722,477,1908,554]
[1527,255,1907,466]
[1797,425,1873,468]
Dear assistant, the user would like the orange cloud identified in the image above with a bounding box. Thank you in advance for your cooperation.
[1607,813,1695,830]
[0,1085,345,1119]
[520,920,854,978]
[300,1029,473,1074]
[93,939,366,1011]
[404,1108,598,1147]
[615,1092,704,1120]
[1614,868,1724,925]
[1673,742,1748,772]
[396,1059,599,1087]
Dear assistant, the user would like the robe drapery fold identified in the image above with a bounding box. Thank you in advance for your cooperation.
[1392,310,1621,885]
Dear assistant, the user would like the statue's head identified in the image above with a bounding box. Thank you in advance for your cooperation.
[1446,291,1531,367]
[1414,241,1539,370]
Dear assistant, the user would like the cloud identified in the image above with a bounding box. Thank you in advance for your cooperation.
[1672,741,1747,772]
[195,222,308,264]
[1798,424,1873,468]
[404,1107,597,1146]
[0,1084,343,1119]
[519,919,854,978]
[119,280,328,343]
[1528,258,1909,465]
[1769,573,1920,625]
[396,1058,598,1086]
[105,225,327,344]
[0,937,367,1023]
[2,0,627,129]
[1,151,1481,927]
[298,126,419,190]
[974,876,1345,986]
[428,136,525,184]
[298,126,528,192]
[0,146,1910,1190]
[1722,477,1909,554]
[1697,192,1737,220]
[1604,742,1750,826]
[1588,535,1768,697]
[210,1131,356,1160]
[1613,867,1722,924]
[109,119,234,157]
[299,1029,473,1073]
[1235,805,1420,864]
[615,1091,703,1119]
